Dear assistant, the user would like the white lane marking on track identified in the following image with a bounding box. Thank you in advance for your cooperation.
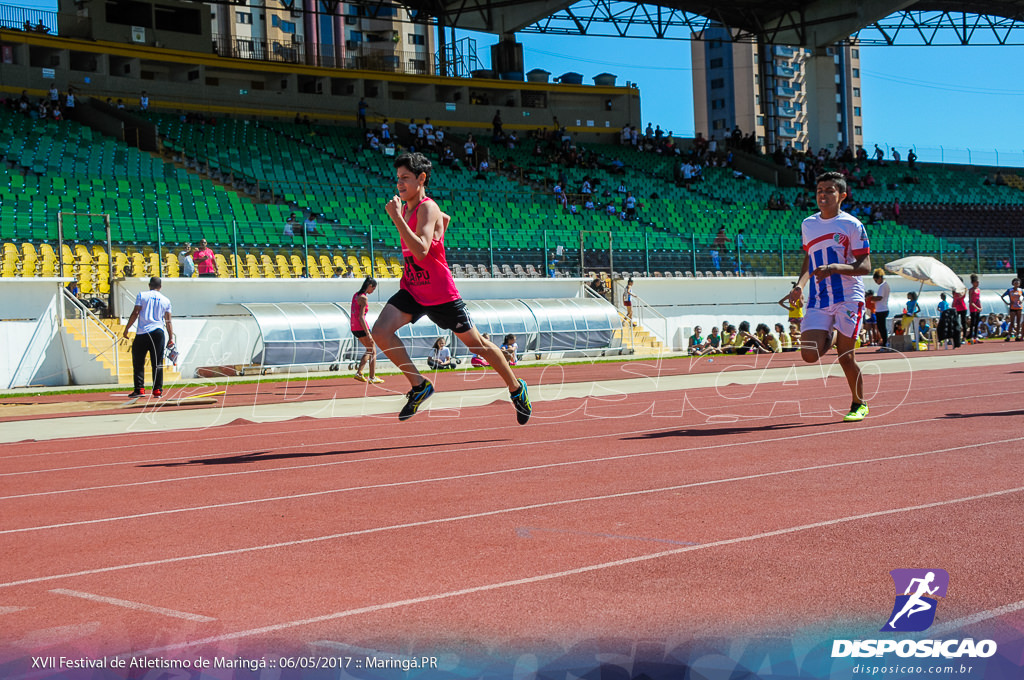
[0,413,989,525]
[2,435,1022,588]
[122,483,1024,657]
[5,384,1018,502]
[1,371,1009,481]
[0,365,1007,463]
[50,588,216,622]
[927,599,1024,636]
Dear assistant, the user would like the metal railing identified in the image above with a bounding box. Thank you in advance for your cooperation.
[63,286,120,377]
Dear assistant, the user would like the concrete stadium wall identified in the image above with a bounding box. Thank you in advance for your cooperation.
[0,279,69,388]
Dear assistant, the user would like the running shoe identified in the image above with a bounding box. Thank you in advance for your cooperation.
[354,373,369,383]
[399,379,434,421]
[510,379,532,425]
[127,389,146,398]
[843,403,869,422]
[153,388,162,398]
[369,377,385,384]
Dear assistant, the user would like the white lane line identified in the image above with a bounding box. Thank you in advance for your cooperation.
[3,376,1014,490]
[2,435,1021,589]
[125,483,1024,657]
[928,599,1024,636]
[2,388,1006,504]
[49,588,215,622]
[0,415,999,533]
[1,373,1015,478]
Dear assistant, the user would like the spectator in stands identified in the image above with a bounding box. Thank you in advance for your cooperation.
[303,212,320,235]
[463,134,476,169]
[192,239,216,278]
[624,191,637,219]
[140,90,149,112]
[283,213,298,237]
[35,20,49,33]
[380,118,391,141]
[440,144,456,167]
[907,148,917,170]
[357,98,367,128]
[178,242,195,278]
[710,227,728,269]
[891,148,901,164]
[492,111,503,140]
[64,86,75,114]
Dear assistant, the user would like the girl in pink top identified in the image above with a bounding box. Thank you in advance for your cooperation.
[372,152,531,424]
[350,276,382,383]
[968,274,982,343]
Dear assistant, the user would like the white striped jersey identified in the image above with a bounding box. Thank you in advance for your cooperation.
[801,211,870,309]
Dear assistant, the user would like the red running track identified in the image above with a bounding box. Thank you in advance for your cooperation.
[1,357,1023,664]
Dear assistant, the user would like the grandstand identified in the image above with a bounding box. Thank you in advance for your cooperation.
[2,8,1023,306]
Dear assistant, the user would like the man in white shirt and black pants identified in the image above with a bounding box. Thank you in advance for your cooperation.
[122,277,174,398]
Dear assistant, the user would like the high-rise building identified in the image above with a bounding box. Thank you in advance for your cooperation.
[210,1,434,74]
[692,26,863,154]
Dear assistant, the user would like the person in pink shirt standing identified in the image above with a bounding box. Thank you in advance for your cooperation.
[192,238,217,278]
[951,284,969,345]
[967,274,983,343]
[372,152,531,424]
[350,276,382,384]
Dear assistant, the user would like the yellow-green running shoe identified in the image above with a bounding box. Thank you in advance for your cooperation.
[843,403,869,422]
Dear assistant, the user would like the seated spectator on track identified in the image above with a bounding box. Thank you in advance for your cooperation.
[775,323,793,351]
[471,333,491,367]
[703,327,722,354]
[789,322,802,349]
[427,336,458,370]
[500,334,519,366]
[687,326,707,355]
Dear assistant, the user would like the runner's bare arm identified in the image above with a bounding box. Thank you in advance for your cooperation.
[385,196,437,261]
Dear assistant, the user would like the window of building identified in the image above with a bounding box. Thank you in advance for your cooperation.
[852,68,859,78]
[852,49,859,58]
[711,98,726,111]
[854,106,861,116]
[407,33,425,45]
[709,39,723,49]
[709,57,724,69]
[853,87,860,97]
[710,78,725,90]
[837,102,844,113]
[756,115,764,125]
[712,119,727,130]
[794,141,803,150]
[271,15,296,33]
[348,30,362,42]
[855,125,862,135]
[409,58,426,71]
[236,12,252,23]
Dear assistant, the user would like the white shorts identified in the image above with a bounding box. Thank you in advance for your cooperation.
[802,300,864,339]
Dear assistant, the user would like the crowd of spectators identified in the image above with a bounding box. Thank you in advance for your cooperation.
[687,317,802,356]
[4,84,75,122]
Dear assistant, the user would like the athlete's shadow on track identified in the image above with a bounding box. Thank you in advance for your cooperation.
[940,410,1024,419]
[622,420,836,439]
[138,438,506,467]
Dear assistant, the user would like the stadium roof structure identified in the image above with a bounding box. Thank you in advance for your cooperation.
[337,0,1024,46]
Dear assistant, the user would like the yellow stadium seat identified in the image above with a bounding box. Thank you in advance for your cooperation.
[275,254,291,278]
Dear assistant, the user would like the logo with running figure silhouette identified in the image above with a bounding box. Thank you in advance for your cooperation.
[881,569,949,632]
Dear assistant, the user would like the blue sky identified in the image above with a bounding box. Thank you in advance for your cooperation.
[15,0,1024,167]
[500,33,1024,167]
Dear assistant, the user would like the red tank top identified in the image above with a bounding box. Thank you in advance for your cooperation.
[399,197,460,306]
[350,292,366,332]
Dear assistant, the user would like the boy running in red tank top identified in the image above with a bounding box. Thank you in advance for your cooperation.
[372,152,531,423]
